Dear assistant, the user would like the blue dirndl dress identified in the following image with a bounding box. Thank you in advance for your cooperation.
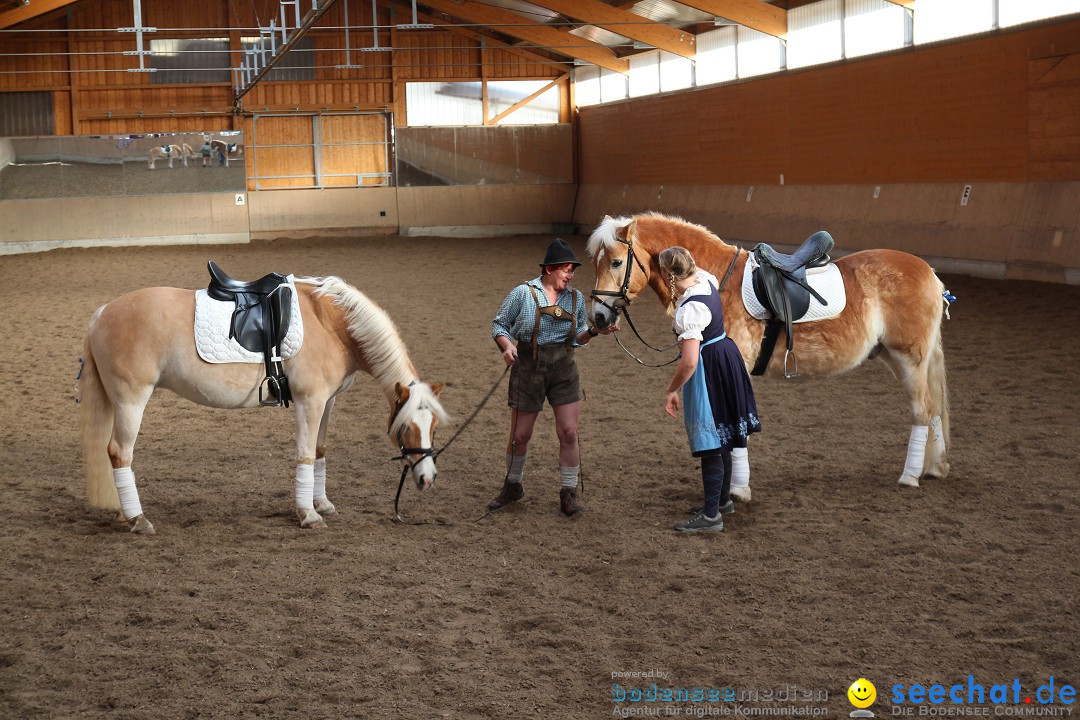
[679,282,761,457]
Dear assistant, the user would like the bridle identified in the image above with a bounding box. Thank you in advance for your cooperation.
[389,368,510,523]
[388,383,437,521]
[590,235,744,367]
[589,234,676,356]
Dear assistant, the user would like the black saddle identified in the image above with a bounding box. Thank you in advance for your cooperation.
[206,261,293,407]
[749,231,835,378]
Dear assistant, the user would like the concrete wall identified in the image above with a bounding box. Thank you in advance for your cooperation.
[0,193,249,255]
[573,182,1080,284]
[0,139,13,169]
[0,184,577,254]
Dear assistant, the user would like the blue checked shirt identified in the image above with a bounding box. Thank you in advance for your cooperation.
[492,276,589,347]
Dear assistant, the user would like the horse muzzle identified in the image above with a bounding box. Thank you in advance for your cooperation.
[412,456,437,490]
[590,299,621,329]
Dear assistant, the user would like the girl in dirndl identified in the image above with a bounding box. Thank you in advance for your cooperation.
[661,246,761,533]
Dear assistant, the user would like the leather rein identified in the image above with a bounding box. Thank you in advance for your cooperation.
[590,236,742,368]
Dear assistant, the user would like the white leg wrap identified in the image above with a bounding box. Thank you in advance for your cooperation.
[295,464,315,510]
[902,425,929,479]
[313,458,327,501]
[730,446,750,489]
[559,466,579,490]
[112,467,143,520]
[506,453,527,484]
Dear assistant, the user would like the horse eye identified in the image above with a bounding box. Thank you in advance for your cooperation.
[612,259,623,268]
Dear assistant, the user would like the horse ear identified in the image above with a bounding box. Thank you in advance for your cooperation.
[428,382,445,396]
[394,382,407,401]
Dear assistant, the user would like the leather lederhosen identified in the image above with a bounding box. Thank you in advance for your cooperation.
[527,285,577,357]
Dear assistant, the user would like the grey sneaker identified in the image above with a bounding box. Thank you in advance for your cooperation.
[674,510,724,533]
[689,500,735,516]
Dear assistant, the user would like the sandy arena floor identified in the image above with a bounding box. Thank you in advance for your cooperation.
[0,234,1077,718]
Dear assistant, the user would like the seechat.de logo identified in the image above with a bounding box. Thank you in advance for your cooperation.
[849,679,878,718]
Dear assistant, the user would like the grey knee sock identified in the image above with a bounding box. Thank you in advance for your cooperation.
[506,453,527,484]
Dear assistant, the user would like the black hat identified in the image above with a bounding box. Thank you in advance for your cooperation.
[539,237,581,267]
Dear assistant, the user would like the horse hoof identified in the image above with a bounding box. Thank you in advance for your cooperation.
[897,474,920,488]
[130,515,156,535]
[314,499,337,516]
[730,487,752,503]
[301,519,327,530]
[924,462,951,479]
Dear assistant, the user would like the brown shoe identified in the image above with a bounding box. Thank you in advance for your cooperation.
[488,481,524,510]
[559,487,585,517]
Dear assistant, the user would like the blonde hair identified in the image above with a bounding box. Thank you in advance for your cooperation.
[658,246,697,299]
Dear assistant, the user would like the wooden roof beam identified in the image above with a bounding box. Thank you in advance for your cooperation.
[0,0,79,30]
[379,0,569,73]
[882,0,916,7]
[412,0,629,74]
[677,0,787,39]
[525,0,695,59]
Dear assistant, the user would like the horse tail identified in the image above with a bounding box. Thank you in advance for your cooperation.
[80,320,120,511]
[928,301,950,449]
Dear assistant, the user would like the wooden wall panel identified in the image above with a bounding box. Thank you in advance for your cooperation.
[393,31,480,80]
[251,115,314,188]
[0,38,69,89]
[1029,52,1080,180]
[580,18,1080,186]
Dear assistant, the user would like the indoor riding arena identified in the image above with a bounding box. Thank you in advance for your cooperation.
[1,2,1078,718]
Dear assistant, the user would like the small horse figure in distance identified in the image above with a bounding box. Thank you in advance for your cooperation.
[587,213,950,489]
[210,139,244,168]
[79,273,448,534]
[147,143,194,170]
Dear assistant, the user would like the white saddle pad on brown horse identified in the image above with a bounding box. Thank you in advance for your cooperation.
[740,254,847,322]
[193,277,305,363]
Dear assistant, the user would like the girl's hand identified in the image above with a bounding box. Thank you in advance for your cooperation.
[502,346,518,366]
[665,390,680,418]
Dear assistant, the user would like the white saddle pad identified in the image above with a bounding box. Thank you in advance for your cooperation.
[194,277,304,364]
[740,254,847,323]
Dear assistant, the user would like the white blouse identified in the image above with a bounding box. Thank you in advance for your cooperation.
[672,270,720,342]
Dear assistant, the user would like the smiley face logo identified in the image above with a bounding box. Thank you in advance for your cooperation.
[848,679,876,709]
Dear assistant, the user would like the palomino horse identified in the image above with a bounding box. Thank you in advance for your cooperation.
[209,139,243,168]
[587,213,950,488]
[79,275,448,533]
[146,143,194,170]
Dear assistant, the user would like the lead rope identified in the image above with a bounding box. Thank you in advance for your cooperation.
[473,357,522,523]
[392,365,511,525]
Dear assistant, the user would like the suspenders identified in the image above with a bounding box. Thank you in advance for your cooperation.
[527,285,577,355]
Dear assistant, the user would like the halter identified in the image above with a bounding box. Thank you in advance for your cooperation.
[589,234,675,355]
[592,238,744,368]
[389,369,509,523]
[387,382,437,517]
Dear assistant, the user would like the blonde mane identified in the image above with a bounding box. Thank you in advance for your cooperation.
[301,276,448,428]
[587,213,720,258]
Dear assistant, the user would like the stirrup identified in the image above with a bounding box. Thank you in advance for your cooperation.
[784,349,799,378]
[259,376,283,406]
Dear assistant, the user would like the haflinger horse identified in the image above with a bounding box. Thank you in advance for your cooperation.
[79,275,448,534]
[209,139,243,168]
[587,213,950,489]
[147,143,194,170]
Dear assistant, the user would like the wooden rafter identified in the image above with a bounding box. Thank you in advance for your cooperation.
[677,0,787,39]
[378,0,568,73]
[525,0,695,59]
[882,0,916,7]
[0,0,80,30]
[488,72,567,125]
[409,0,629,74]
